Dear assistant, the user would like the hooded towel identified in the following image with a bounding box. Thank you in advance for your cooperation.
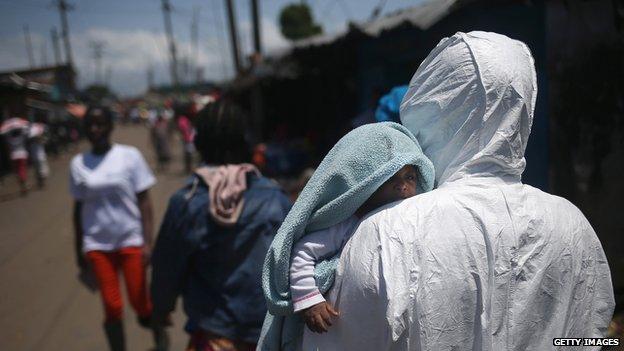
[259,122,435,350]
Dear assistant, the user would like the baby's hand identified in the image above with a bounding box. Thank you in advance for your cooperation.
[302,301,339,333]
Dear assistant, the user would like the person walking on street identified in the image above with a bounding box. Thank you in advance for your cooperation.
[1,116,30,195]
[28,121,50,188]
[151,101,291,351]
[150,112,172,171]
[69,106,169,351]
[176,108,195,174]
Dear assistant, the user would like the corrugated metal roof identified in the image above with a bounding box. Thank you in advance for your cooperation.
[0,73,51,92]
[282,0,459,52]
[360,0,458,36]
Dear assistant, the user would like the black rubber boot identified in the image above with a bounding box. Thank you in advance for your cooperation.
[152,325,170,351]
[138,315,170,351]
[103,321,126,351]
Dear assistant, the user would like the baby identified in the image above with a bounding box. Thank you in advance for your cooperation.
[260,122,434,349]
[290,164,420,333]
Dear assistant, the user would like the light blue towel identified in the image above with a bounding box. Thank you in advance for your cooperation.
[259,122,435,350]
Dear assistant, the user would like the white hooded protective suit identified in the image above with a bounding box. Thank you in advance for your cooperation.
[302,31,614,351]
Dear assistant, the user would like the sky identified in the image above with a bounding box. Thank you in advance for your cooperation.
[0,0,424,96]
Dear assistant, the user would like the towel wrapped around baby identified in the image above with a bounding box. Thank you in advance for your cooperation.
[259,122,435,350]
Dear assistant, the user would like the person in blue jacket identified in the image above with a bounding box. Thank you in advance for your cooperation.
[374,85,409,124]
[151,100,292,351]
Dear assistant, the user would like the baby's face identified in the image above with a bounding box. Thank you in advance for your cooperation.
[376,165,419,202]
[356,165,419,217]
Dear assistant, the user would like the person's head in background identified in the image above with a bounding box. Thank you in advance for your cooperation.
[193,100,252,165]
[83,106,114,155]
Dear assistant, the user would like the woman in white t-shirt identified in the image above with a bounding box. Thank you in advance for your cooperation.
[69,106,168,351]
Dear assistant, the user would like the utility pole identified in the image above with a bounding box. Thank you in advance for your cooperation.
[55,0,74,66]
[89,40,105,85]
[210,0,229,80]
[41,41,48,67]
[191,5,200,83]
[147,64,154,90]
[51,27,61,66]
[23,25,35,68]
[104,66,112,87]
[249,0,264,140]
[250,0,262,55]
[224,0,242,74]
[180,56,190,83]
[161,0,179,86]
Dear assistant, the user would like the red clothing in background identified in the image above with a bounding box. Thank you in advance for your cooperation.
[86,247,152,322]
[13,158,27,183]
[177,115,194,143]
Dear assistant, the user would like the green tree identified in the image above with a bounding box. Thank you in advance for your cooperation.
[82,84,116,104]
[279,3,323,41]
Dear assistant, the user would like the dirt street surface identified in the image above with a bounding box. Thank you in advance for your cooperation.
[0,125,190,350]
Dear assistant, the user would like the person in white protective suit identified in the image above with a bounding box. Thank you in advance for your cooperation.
[302,31,615,351]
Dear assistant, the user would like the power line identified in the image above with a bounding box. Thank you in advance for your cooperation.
[154,0,232,81]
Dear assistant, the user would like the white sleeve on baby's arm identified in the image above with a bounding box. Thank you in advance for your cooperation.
[290,216,359,312]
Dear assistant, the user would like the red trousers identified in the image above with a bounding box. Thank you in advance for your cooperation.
[86,247,152,323]
[12,158,27,183]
